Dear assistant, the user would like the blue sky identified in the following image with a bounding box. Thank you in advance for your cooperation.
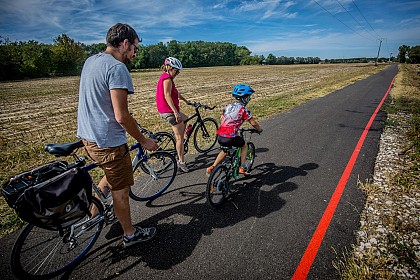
[0,0,419,59]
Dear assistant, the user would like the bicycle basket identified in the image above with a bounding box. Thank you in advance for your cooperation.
[2,161,93,230]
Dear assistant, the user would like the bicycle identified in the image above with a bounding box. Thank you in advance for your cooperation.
[9,139,177,279]
[181,101,218,154]
[133,115,176,153]
[205,128,259,208]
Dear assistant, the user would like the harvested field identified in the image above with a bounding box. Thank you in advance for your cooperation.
[0,63,389,236]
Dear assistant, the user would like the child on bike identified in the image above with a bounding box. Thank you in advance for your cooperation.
[206,84,262,177]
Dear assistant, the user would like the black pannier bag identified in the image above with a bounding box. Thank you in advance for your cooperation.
[2,161,93,231]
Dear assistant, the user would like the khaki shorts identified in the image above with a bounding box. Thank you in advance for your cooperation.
[82,140,134,191]
[160,111,184,125]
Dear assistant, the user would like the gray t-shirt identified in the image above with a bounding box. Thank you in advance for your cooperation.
[77,53,134,148]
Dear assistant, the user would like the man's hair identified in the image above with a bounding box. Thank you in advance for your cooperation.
[106,23,139,48]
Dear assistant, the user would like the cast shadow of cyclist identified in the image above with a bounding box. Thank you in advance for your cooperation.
[66,161,318,278]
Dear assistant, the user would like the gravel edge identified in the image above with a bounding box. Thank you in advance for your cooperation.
[355,111,420,278]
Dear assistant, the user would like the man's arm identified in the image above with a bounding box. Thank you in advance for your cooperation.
[110,88,157,151]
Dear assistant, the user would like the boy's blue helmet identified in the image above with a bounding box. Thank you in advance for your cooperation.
[232,84,254,105]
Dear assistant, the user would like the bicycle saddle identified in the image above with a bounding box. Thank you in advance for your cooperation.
[44,140,84,157]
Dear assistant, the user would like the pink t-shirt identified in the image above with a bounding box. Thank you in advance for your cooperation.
[217,102,252,138]
[156,72,179,113]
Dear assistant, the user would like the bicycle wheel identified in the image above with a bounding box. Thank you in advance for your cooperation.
[244,142,256,172]
[193,117,218,153]
[11,197,104,279]
[206,165,230,208]
[154,131,176,154]
[130,151,177,201]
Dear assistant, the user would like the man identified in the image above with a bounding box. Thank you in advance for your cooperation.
[77,23,158,248]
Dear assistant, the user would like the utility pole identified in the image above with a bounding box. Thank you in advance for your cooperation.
[375,38,384,66]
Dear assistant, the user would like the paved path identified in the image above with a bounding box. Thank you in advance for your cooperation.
[0,64,398,279]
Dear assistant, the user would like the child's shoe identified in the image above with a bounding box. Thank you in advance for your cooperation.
[206,166,214,177]
[238,166,250,176]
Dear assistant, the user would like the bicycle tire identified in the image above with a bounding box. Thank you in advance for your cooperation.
[11,197,104,279]
[154,131,176,154]
[193,117,218,153]
[244,142,256,172]
[206,165,230,208]
[129,151,177,201]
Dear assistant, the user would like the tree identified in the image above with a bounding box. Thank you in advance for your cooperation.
[166,40,181,57]
[19,40,52,78]
[83,43,106,57]
[51,34,85,75]
[408,46,420,64]
[235,46,252,64]
[397,45,410,63]
[145,42,168,68]
[266,54,277,65]
[0,40,21,80]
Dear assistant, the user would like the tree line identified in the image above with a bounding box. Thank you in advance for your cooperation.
[397,45,420,64]
[0,33,418,81]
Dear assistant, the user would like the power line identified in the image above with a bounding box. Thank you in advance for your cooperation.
[351,0,382,38]
[335,0,378,40]
[312,0,374,42]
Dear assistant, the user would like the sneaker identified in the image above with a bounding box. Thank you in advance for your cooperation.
[238,166,251,176]
[206,166,214,177]
[123,226,157,248]
[177,161,189,172]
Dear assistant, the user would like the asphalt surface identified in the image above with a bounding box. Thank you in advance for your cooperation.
[0,64,398,280]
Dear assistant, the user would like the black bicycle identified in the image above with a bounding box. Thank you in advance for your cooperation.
[206,128,259,208]
[181,101,218,154]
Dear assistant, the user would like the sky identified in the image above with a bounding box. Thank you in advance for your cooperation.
[0,0,419,59]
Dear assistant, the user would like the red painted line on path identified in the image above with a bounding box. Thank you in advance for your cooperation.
[291,77,395,280]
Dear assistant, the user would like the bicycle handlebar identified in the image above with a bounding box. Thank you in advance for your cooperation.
[189,101,216,110]
[240,128,262,134]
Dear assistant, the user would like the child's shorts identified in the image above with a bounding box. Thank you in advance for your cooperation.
[217,135,245,148]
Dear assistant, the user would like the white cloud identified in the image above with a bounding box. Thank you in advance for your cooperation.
[0,0,418,59]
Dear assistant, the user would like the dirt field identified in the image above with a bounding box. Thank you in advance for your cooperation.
[0,63,389,236]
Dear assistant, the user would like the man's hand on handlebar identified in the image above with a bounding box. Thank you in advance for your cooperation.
[141,137,158,151]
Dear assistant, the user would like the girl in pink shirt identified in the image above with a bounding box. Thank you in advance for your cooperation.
[156,57,191,172]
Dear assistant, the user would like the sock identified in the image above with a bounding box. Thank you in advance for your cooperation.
[125,229,136,239]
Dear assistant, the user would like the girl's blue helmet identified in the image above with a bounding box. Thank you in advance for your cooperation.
[232,84,254,104]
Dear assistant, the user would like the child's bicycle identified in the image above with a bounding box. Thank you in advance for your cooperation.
[205,128,259,208]
[181,101,218,154]
[6,139,177,279]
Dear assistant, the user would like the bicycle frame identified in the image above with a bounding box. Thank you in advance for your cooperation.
[222,128,257,179]
[183,105,206,145]
[223,146,242,179]
[130,142,159,180]
[130,142,147,169]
